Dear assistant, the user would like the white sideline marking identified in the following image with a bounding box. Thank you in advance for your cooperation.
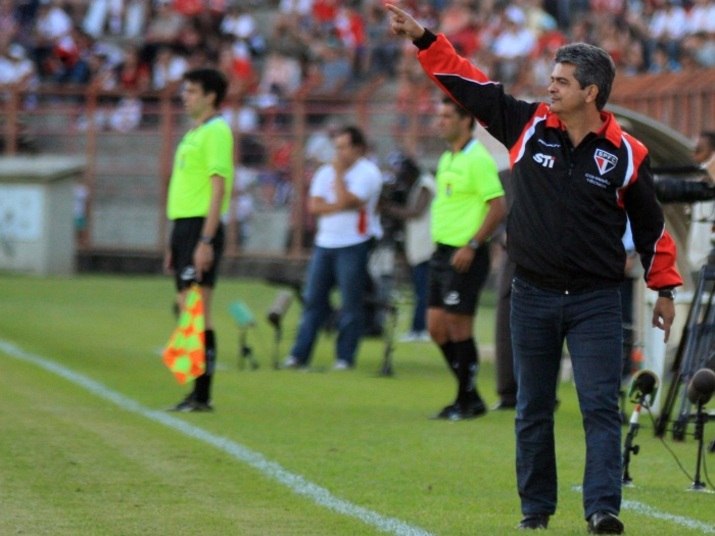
[622,500,715,534]
[0,339,432,536]
[571,486,715,533]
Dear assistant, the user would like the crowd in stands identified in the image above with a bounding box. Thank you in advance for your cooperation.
[0,0,713,106]
[1,1,712,249]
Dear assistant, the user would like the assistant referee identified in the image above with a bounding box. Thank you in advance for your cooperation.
[164,68,234,412]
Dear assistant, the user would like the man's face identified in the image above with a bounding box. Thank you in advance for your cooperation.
[181,80,214,121]
[436,102,469,144]
[547,63,595,115]
[334,133,361,168]
[693,136,714,165]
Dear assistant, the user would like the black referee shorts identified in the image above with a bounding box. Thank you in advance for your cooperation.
[428,242,490,315]
[170,217,225,291]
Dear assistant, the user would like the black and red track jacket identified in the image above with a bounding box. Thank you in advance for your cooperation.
[415,31,682,292]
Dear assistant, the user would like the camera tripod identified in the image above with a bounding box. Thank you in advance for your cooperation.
[655,258,715,440]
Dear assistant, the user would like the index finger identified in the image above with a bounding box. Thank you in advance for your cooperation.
[385,3,407,18]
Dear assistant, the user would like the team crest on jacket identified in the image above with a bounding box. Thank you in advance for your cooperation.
[594,149,618,175]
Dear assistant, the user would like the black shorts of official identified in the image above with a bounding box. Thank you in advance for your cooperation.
[428,242,490,315]
[170,217,225,292]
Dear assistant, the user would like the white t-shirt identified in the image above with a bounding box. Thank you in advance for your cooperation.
[688,200,715,271]
[405,172,436,266]
[310,157,383,248]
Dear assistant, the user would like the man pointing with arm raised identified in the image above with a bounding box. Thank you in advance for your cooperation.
[386,4,682,533]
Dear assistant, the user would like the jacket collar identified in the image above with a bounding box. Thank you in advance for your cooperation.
[545,109,623,148]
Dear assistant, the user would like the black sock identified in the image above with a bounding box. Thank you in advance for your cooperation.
[193,329,216,404]
[439,341,459,379]
[452,338,481,404]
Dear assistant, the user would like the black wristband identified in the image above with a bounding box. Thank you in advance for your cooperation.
[413,29,437,50]
[657,288,676,300]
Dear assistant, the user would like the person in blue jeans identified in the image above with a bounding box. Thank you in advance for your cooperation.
[283,125,383,370]
[387,5,683,534]
[380,154,436,342]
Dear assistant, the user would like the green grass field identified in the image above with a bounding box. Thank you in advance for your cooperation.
[0,273,713,535]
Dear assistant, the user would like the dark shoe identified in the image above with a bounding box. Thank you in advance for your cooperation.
[460,397,487,419]
[518,514,549,529]
[491,400,516,411]
[169,397,214,413]
[587,511,624,534]
[433,399,487,421]
[432,403,459,420]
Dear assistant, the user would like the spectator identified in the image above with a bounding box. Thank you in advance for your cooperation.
[648,41,680,73]
[647,0,687,70]
[0,0,20,46]
[83,0,127,38]
[619,38,646,75]
[31,0,75,80]
[73,181,89,246]
[311,0,338,35]
[108,45,150,132]
[334,4,365,77]
[438,0,480,56]
[681,30,715,69]
[491,5,536,85]
[0,42,36,88]
[686,0,715,36]
[254,46,303,109]
[151,45,187,91]
[276,0,314,34]
[217,40,257,100]
[686,131,715,278]
[283,125,383,371]
[141,0,185,65]
[362,0,400,79]
[220,4,266,58]
[124,0,149,40]
[301,33,353,103]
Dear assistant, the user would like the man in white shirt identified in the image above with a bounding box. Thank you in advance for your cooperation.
[687,131,715,278]
[284,125,383,370]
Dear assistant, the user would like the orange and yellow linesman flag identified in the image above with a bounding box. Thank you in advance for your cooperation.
[162,284,205,384]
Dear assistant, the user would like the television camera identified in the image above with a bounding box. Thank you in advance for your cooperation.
[378,154,421,243]
[653,165,715,204]
[652,164,715,449]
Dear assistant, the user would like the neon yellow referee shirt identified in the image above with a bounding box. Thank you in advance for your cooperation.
[167,116,234,220]
[431,139,503,246]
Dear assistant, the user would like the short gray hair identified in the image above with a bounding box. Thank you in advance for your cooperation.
[554,43,616,110]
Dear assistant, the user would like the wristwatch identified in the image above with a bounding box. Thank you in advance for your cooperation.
[467,238,480,250]
[658,288,676,300]
[199,235,214,245]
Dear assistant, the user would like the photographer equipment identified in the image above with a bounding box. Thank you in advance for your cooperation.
[655,264,715,440]
[622,369,659,485]
[653,167,715,205]
[686,368,715,491]
[228,300,258,370]
[362,293,400,376]
[264,270,398,373]
[267,290,294,369]
[652,161,715,441]
[688,367,715,406]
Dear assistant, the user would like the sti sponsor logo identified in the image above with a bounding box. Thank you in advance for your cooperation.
[594,149,618,175]
[533,153,556,168]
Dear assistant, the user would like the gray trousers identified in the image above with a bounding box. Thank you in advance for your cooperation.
[495,254,517,404]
